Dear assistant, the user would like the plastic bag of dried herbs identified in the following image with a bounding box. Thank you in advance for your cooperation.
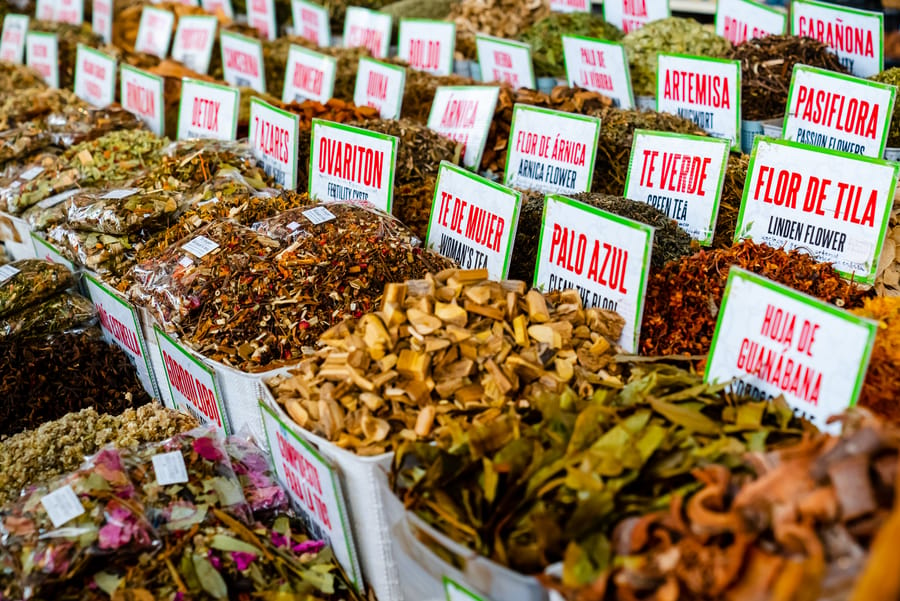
[623,17,732,97]
[65,187,182,235]
[22,188,84,232]
[42,103,145,149]
[224,435,289,517]
[0,121,56,168]
[0,87,81,131]
[45,226,142,277]
[0,291,95,340]
[519,13,623,78]
[0,259,73,319]
[144,139,265,189]
[0,153,66,214]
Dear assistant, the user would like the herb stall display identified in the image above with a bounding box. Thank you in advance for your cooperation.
[519,14,623,79]
[623,17,732,98]
[266,268,627,456]
[730,35,848,121]
[449,0,551,61]
[392,363,805,576]
[640,241,868,357]
[0,328,152,437]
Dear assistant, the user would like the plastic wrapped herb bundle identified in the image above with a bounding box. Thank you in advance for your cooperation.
[870,68,900,146]
[640,241,868,356]
[0,62,47,102]
[0,291,95,340]
[224,436,289,516]
[265,269,627,456]
[450,0,551,60]
[623,17,733,97]
[0,404,198,506]
[544,411,893,600]
[0,87,80,130]
[510,192,694,282]
[0,328,152,437]
[64,187,182,235]
[519,14,623,78]
[45,225,143,277]
[392,362,804,576]
[730,35,849,120]
[141,138,270,190]
[0,259,73,318]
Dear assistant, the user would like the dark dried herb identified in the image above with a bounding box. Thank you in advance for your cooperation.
[712,153,750,249]
[0,328,151,437]
[730,35,849,120]
[519,13,623,78]
[509,191,693,282]
[640,240,868,356]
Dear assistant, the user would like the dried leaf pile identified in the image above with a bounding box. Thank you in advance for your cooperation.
[712,153,751,249]
[874,199,900,297]
[851,297,900,424]
[393,363,804,575]
[640,241,868,356]
[509,192,694,283]
[449,0,551,60]
[267,268,626,455]
[730,35,849,120]
[519,14,623,78]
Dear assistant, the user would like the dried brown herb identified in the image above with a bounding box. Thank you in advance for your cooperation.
[400,69,485,124]
[712,153,750,249]
[449,0,551,60]
[851,297,900,423]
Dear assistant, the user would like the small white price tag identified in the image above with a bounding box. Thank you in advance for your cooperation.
[171,15,218,74]
[92,0,113,43]
[291,0,330,46]
[20,166,44,181]
[427,86,500,169]
[303,206,336,224]
[101,188,140,199]
[397,19,455,76]
[353,58,405,120]
[286,221,302,230]
[247,0,277,40]
[134,6,174,58]
[73,44,117,107]
[282,45,336,104]
[475,34,534,90]
[179,256,194,268]
[26,32,58,88]
[715,0,787,45]
[0,14,29,64]
[603,0,670,33]
[36,188,78,209]
[220,30,266,93]
[182,235,220,258]
[562,36,633,109]
[792,0,883,77]
[120,65,166,137]
[0,264,21,284]
[152,450,190,485]
[41,485,85,528]
[177,78,239,140]
[343,6,392,58]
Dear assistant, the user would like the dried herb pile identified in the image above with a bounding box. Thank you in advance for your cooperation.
[870,68,900,146]
[267,268,626,456]
[730,35,848,120]
[380,0,456,21]
[449,0,550,60]
[873,200,900,297]
[590,107,706,196]
[623,17,732,97]
[852,297,900,423]
[712,153,750,248]
[519,13,623,78]
[481,85,613,174]
[0,328,152,437]
[0,259,93,339]
[392,362,804,575]
[509,192,693,282]
[401,69,485,124]
[641,241,868,356]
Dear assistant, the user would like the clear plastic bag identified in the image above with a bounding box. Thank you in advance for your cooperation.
[144,139,265,189]
[0,292,95,340]
[45,226,137,273]
[0,259,74,319]
[65,187,182,235]
[123,426,253,534]
[224,435,289,517]
[43,104,145,149]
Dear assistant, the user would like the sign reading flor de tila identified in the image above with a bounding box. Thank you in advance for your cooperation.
[736,137,898,285]
[534,194,653,352]
[625,130,730,245]
[705,267,877,432]
[783,65,896,158]
[791,0,883,77]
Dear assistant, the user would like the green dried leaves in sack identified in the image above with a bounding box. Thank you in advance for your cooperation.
[0,259,74,319]
[0,291,95,340]
[519,13,623,78]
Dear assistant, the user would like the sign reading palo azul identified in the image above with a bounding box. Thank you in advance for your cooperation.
[791,0,883,77]
[782,65,896,158]
[736,137,899,285]
[705,267,877,433]
[533,194,654,353]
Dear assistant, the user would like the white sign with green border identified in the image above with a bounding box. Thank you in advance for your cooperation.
[25,31,57,88]
[31,232,73,271]
[705,267,877,433]
[603,0,669,34]
[247,0,277,40]
[92,0,112,43]
[624,130,729,245]
[249,96,300,189]
[426,161,522,279]
[534,194,653,353]
[791,0,883,77]
[353,57,405,120]
[55,0,83,25]
[427,85,500,169]
[220,30,266,93]
[201,0,234,20]
[0,14,29,64]
[171,15,217,75]
[736,136,898,285]
[120,64,165,137]
[562,36,633,109]
[343,6,392,58]
[282,44,336,104]
[783,64,895,159]
[503,104,601,195]
[134,6,174,58]
[177,78,239,140]
[260,401,363,592]
[715,0,786,45]
[444,577,489,601]
[309,118,398,213]
[155,326,229,433]
[35,0,54,21]
[475,34,535,90]
[291,0,330,46]
[550,0,590,13]
[657,53,741,151]
[84,273,160,401]
[73,44,116,107]
[398,19,455,76]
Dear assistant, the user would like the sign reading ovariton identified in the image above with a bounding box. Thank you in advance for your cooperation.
[736,137,898,285]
